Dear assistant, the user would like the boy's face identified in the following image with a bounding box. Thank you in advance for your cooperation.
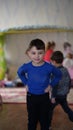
[27,46,45,65]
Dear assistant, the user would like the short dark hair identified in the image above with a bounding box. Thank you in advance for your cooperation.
[26,39,45,53]
[51,51,64,64]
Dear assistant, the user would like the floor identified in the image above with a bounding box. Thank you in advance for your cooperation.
[0,103,73,130]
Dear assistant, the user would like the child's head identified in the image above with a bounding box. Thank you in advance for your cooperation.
[63,42,71,50]
[51,51,64,66]
[26,39,45,65]
[46,41,56,50]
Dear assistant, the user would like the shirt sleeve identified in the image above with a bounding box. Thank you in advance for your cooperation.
[49,66,62,87]
[17,64,27,85]
[52,85,58,98]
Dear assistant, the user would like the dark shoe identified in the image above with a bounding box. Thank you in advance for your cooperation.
[68,111,73,122]
[49,126,52,130]
[69,115,73,122]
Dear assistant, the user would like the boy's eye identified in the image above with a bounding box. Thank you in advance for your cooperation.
[32,52,36,55]
[39,52,43,54]
[31,52,43,55]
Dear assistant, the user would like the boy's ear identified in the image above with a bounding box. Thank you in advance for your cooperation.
[51,60,56,65]
[26,50,29,55]
[26,51,30,58]
[53,60,56,64]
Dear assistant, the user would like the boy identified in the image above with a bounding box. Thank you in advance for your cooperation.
[17,39,62,130]
[49,51,73,129]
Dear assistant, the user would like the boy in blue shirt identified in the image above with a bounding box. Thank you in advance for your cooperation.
[17,39,62,130]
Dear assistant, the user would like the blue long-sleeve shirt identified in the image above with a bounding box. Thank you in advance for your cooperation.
[17,62,62,95]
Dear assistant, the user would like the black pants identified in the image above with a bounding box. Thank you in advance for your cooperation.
[27,92,51,130]
[49,95,73,126]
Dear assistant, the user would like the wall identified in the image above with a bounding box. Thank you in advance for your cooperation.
[4,31,73,78]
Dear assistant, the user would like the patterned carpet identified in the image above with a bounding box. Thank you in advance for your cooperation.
[67,88,73,104]
[0,88,73,104]
[0,88,26,103]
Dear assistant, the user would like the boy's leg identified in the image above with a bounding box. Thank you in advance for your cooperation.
[48,102,57,128]
[48,98,59,130]
[39,93,52,130]
[27,92,39,130]
[57,95,73,122]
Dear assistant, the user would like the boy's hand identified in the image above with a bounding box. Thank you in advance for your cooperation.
[51,97,56,104]
[26,85,28,92]
[45,85,51,93]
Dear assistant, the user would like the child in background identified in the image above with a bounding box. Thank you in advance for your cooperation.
[44,41,56,63]
[63,53,73,87]
[49,51,73,129]
[63,42,73,58]
[17,39,62,130]
[63,53,73,69]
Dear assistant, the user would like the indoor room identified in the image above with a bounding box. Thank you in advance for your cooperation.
[0,0,73,130]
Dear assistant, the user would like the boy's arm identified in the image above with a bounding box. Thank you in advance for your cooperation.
[51,85,58,103]
[49,67,62,87]
[52,85,57,97]
[17,64,27,85]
